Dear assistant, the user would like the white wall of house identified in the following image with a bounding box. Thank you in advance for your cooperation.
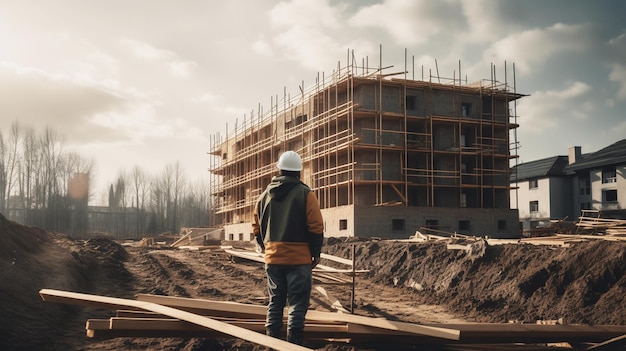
[511,178,552,230]
[589,165,626,212]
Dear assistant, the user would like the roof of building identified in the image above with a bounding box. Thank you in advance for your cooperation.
[510,155,570,182]
[565,139,626,172]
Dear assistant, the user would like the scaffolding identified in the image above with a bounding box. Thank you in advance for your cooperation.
[209,48,526,239]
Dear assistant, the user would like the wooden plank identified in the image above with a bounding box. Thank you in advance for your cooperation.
[305,310,460,340]
[313,272,353,285]
[320,253,353,266]
[86,318,349,339]
[40,289,314,351]
[137,293,268,317]
[586,334,626,351]
[108,317,348,334]
[313,286,349,313]
[223,248,369,274]
[223,249,265,263]
[136,294,460,340]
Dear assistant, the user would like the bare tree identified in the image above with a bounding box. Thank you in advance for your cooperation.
[165,162,186,233]
[38,126,65,230]
[17,126,38,224]
[130,165,148,235]
[180,178,210,227]
[149,174,166,234]
[0,122,24,215]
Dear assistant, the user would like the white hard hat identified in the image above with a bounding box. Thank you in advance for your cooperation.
[277,151,302,171]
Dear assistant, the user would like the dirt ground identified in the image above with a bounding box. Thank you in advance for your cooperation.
[1,212,625,351]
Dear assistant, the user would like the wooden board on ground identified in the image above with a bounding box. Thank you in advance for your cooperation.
[136,293,460,340]
[39,289,314,351]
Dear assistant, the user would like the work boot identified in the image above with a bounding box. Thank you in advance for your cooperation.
[287,328,304,345]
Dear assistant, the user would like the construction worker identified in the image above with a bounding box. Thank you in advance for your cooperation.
[252,150,324,345]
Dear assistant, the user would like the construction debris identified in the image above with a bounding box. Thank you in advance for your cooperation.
[576,210,626,236]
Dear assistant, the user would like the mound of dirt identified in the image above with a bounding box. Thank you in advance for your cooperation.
[0,212,135,351]
[323,237,626,325]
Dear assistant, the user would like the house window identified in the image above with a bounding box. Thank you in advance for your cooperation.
[579,177,590,196]
[406,96,416,110]
[461,102,472,117]
[238,233,244,241]
[392,219,405,231]
[603,189,618,202]
[339,219,348,230]
[602,168,616,183]
[228,233,234,240]
[295,114,307,126]
[529,179,538,189]
[425,219,439,229]
[459,220,470,231]
[530,201,539,212]
[249,233,255,241]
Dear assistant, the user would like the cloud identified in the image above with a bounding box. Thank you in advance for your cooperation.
[0,62,201,149]
[0,62,125,139]
[607,32,626,100]
[608,64,626,100]
[483,23,592,73]
[169,60,198,77]
[251,39,273,57]
[517,81,592,133]
[269,0,343,30]
[120,38,198,78]
[461,0,508,43]
[349,0,463,46]
[262,0,348,71]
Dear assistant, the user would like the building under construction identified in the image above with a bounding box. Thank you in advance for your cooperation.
[210,53,526,240]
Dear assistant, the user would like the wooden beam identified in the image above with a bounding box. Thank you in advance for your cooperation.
[586,334,626,351]
[40,289,314,351]
[320,253,354,266]
[313,286,349,313]
[305,310,460,340]
[135,294,460,340]
[223,248,369,274]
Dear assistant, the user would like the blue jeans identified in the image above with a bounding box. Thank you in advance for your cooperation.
[265,264,312,331]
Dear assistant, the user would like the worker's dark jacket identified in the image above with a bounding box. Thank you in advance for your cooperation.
[252,175,324,265]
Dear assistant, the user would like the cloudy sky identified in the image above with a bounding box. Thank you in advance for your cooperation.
[1,0,625,204]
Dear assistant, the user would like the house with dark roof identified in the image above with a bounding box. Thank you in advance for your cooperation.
[510,155,574,231]
[564,139,626,219]
[511,139,626,231]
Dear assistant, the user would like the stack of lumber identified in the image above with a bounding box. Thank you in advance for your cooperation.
[576,214,626,236]
[39,289,626,350]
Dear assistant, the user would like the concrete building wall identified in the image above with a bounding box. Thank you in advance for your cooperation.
[320,205,354,238]
[352,206,519,238]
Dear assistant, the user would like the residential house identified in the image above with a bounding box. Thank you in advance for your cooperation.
[511,139,626,231]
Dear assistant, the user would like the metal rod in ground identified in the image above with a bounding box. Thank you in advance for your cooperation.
[351,243,356,314]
